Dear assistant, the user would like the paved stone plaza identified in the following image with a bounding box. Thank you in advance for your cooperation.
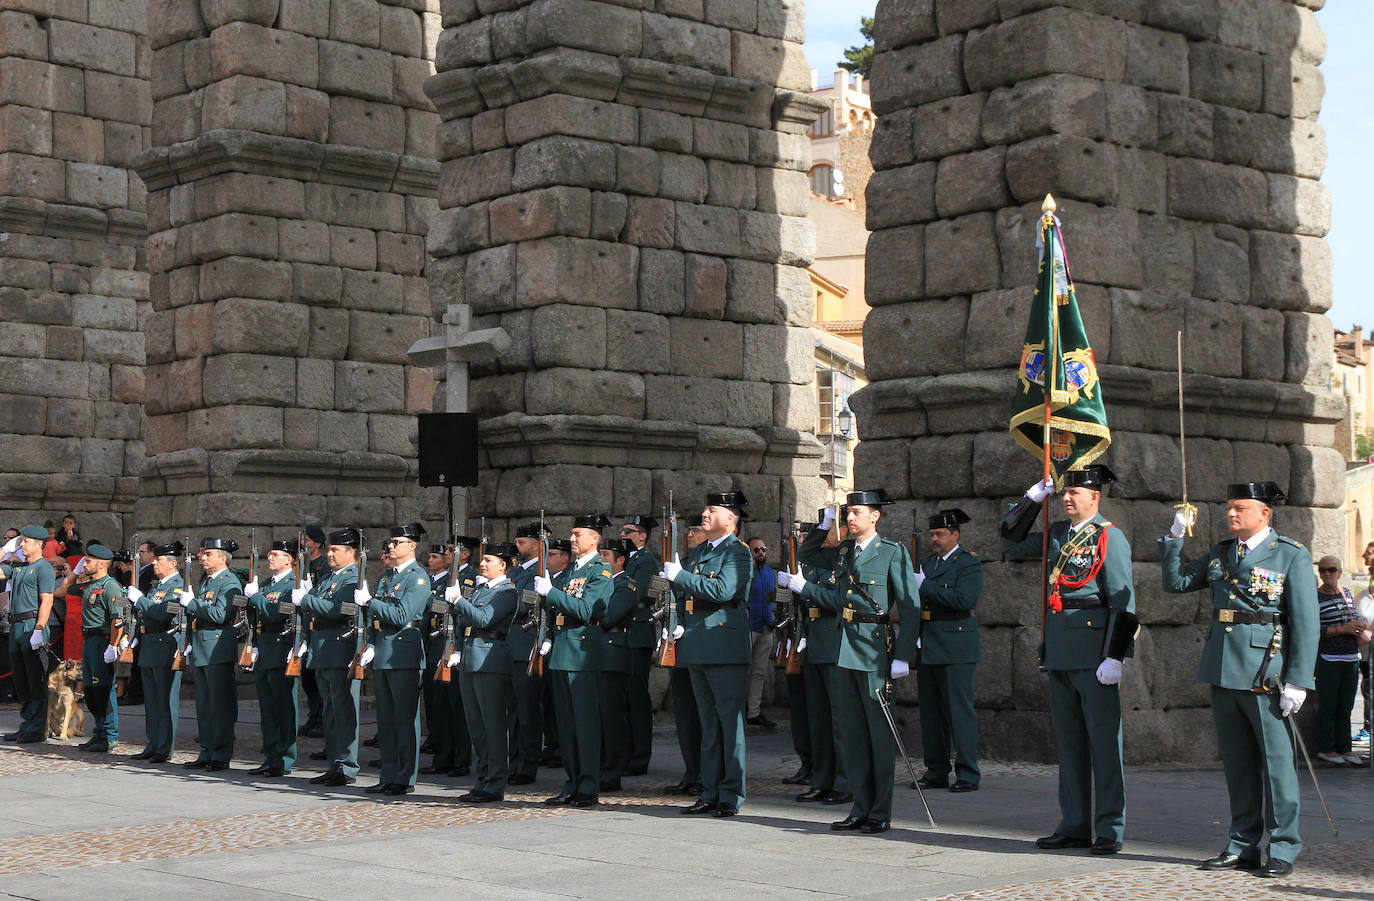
[1,701,1368,900]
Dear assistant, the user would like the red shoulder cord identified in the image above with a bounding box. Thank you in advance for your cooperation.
[1047,528,1109,613]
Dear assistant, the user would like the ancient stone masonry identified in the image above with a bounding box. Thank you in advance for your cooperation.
[425,0,828,541]
[857,0,1342,761]
[0,0,151,544]
[133,0,442,550]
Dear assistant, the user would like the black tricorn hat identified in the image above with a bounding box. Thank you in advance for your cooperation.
[327,527,361,547]
[623,515,658,532]
[600,538,636,556]
[928,509,972,530]
[1228,481,1286,504]
[1063,464,1118,490]
[706,491,750,519]
[571,514,611,530]
[153,540,184,558]
[428,544,447,555]
[389,522,427,540]
[549,538,572,554]
[514,522,546,539]
[846,489,892,508]
[484,542,519,564]
[270,539,300,555]
[454,535,480,550]
[200,537,239,553]
[682,513,705,528]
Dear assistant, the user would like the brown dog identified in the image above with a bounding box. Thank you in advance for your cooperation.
[46,658,85,739]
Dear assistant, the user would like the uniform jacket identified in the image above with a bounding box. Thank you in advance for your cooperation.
[547,553,611,672]
[136,573,185,667]
[1160,532,1318,691]
[797,560,841,665]
[600,570,639,674]
[674,533,754,666]
[80,575,127,636]
[424,569,452,664]
[916,547,983,665]
[368,559,430,670]
[2,558,55,620]
[1002,512,1134,671]
[187,567,245,666]
[300,562,359,669]
[249,571,296,671]
[454,578,518,674]
[626,546,660,649]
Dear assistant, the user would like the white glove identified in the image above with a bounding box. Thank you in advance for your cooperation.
[290,586,306,606]
[797,638,807,653]
[297,641,308,658]
[1279,683,1307,717]
[299,575,313,593]
[534,575,553,597]
[447,651,461,667]
[1096,658,1123,685]
[776,571,791,589]
[445,585,462,602]
[130,638,139,650]
[913,571,926,590]
[819,505,837,530]
[249,647,259,666]
[28,630,42,650]
[102,645,118,664]
[354,583,371,606]
[660,554,682,583]
[0,536,18,556]
[360,645,375,666]
[243,580,260,596]
[1168,507,1196,539]
[177,589,194,608]
[890,659,910,679]
[126,585,143,603]
[184,644,192,658]
[787,568,806,594]
[539,640,552,656]
[74,557,87,575]
[1026,478,1055,503]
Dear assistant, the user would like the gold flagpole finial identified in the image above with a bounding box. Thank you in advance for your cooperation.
[1042,193,1056,213]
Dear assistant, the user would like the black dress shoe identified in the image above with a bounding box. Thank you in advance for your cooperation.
[681,800,716,815]
[1200,852,1261,871]
[745,715,777,730]
[449,766,470,777]
[460,789,502,802]
[781,767,812,785]
[1091,838,1122,855]
[544,792,573,805]
[132,750,154,760]
[457,791,479,801]
[623,765,649,776]
[207,762,230,771]
[950,780,979,793]
[599,779,621,792]
[184,759,209,769]
[310,750,326,761]
[508,773,535,785]
[1036,833,1092,850]
[420,765,446,775]
[150,754,170,763]
[367,758,380,767]
[2,731,21,740]
[823,791,853,805]
[688,782,703,795]
[570,794,599,808]
[383,784,415,796]
[831,815,866,831]
[1258,859,1293,878]
[419,739,434,754]
[80,740,110,753]
[795,788,827,802]
[712,804,738,818]
[265,767,286,777]
[365,782,391,793]
[916,775,949,789]
[16,734,45,744]
[363,735,379,747]
[664,781,694,795]
[861,820,890,834]
[323,773,355,786]
[310,772,333,784]
[248,764,270,775]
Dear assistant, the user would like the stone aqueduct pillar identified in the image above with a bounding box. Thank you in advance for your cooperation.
[854,0,1340,761]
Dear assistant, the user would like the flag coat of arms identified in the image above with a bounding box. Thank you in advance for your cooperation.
[1009,198,1111,483]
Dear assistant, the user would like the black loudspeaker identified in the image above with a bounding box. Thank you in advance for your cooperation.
[417,413,479,487]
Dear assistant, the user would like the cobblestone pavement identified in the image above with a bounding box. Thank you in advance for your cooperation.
[1,702,1370,900]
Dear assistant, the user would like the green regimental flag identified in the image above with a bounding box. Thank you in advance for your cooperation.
[1009,198,1111,484]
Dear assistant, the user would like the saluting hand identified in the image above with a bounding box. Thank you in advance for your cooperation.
[1026,478,1055,503]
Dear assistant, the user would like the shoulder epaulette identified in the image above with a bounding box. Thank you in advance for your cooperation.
[878,537,901,549]
[966,550,978,558]
[1276,535,1304,548]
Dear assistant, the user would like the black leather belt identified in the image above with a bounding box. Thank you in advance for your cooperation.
[556,614,598,628]
[686,598,740,612]
[604,625,630,634]
[922,610,974,621]
[464,627,505,641]
[8,611,36,624]
[807,606,835,620]
[374,619,421,632]
[1216,609,1283,625]
[82,628,111,637]
[842,610,889,624]
[1058,598,1106,610]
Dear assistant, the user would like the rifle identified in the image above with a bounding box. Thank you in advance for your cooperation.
[773,507,793,670]
[652,491,680,667]
[283,530,305,677]
[433,531,458,683]
[236,528,258,669]
[526,509,549,677]
[348,531,368,681]
[171,535,192,672]
[117,530,137,664]
[783,514,802,675]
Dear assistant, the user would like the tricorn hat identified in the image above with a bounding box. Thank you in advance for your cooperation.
[1228,481,1286,504]
[549,538,573,554]
[706,491,750,518]
[153,540,184,558]
[200,537,239,553]
[1063,465,1118,490]
[514,522,546,539]
[484,542,519,564]
[454,535,480,550]
[846,489,892,508]
[327,527,361,548]
[623,515,658,532]
[389,522,427,540]
[682,513,705,528]
[270,539,300,555]
[601,538,636,556]
[571,514,611,530]
[428,544,447,556]
[928,509,972,530]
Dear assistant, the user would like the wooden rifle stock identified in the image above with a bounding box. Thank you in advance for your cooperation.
[349,535,368,681]
[783,529,802,675]
[284,530,306,677]
[654,497,679,667]
[526,531,547,677]
[117,530,137,664]
[171,536,192,671]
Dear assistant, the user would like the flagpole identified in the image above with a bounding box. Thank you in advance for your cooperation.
[1039,194,1056,649]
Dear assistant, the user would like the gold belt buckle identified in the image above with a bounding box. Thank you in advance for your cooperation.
[464,626,472,636]
[685,599,694,614]
[842,608,854,622]
[808,608,819,620]
[1218,609,1235,623]
[921,610,932,621]
[556,614,565,626]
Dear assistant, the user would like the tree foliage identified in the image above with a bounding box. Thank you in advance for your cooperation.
[837,16,875,80]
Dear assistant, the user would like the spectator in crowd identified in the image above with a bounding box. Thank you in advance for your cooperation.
[1314,556,1363,765]
[745,537,777,731]
[0,528,15,701]
[54,515,80,558]
[1355,542,1374,744]
[136,541,157,593]
[42,521,61,560]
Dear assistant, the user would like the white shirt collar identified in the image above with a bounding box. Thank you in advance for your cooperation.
[575,550,599,569]
[854,534,877,553]
[522,557,539,570]
[157,572,178,586]
[709,534,731,549]
[941,544,960,561]
[1068,518,1093,534]
[269,570,291,584]
[393,557,417,575]
[1242,527,1272,553]
[485,575,510,588]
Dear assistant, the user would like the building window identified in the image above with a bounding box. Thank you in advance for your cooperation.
[810,164,834,197]
[808,106,834,137]
[817,367,854,435]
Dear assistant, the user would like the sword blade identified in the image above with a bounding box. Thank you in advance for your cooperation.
[874,684,935,828]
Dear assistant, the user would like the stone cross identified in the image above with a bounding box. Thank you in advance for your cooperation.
[407,303,510,530]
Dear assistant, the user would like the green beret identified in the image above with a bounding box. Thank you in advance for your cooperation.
[20,525,46,540]
[86,544,114,561]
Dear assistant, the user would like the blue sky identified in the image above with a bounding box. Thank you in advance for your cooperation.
[803,2,1368,332]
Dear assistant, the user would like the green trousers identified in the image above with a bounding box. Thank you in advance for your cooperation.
[552,670,601,797]
[314,667,359,778]
[255,668,298,771]
[627,648,653,769]
[598,669,629,782]
[81,635,119,743]
[804,659,848,793]
[917,661,979,785]
[191,662,237,765]
[831,666,894,822]
[1211,685,1302,863]
[461,670,512,795]
[1047,668,1124,842]
[786,671,811,775]
[374,667,422,787]
[425,668,471,770]
[1314,657,1358,754]
[670,667,701,784]
[689,662,748,809]
[507,665,544,778]
[140,666,180,757]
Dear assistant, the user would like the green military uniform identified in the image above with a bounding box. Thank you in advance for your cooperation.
[248,568,297,774]
[796,558,848,797]
[453,570,519,798]
[1,548,56,741]
[545,549,612,801]
[673,504,754,814]
[299,545,332,732]
[135,569,185,759]
[667,531,704,791]
[508,555,545,780]
[916,533,984,788]
[1160,508,1317,867]
[623,525,660,772]
[185,560,246,767]
[422,566,471,775]
[598,561,639,784]
[798,502,919,829]
[1002,490,1134,844]
[367,553,431,790]
[78,566,128,747]
[301,553,361,780]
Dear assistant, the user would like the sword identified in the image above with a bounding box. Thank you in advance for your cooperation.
[1174,330,1197,535]
[1267,676,1338,838]
[873,681,935,828]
